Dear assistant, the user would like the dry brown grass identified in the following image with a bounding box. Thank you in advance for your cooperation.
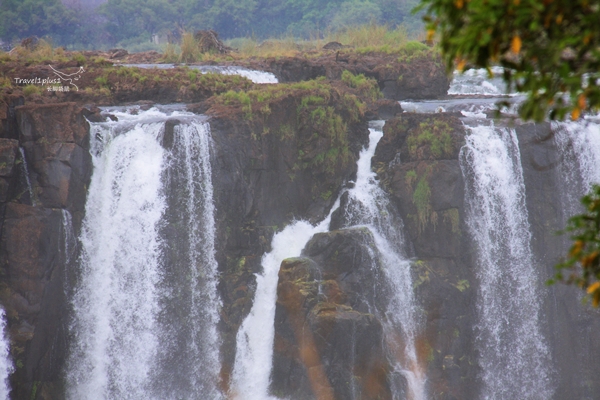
[223,24,413,59]
[179,32,201,63]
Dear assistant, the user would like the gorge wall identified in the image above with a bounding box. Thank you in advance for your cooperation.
[0,52,598,400]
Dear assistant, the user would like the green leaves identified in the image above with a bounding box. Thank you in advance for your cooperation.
[553,185,600,305]
[419,0,600,121]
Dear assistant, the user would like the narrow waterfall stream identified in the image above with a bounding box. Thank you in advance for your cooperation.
[339,122,424,400]
[18,147,36,206]
[460,124,554,399]
[230,204,340,400]
[231,121,423,400]
[0,309,12,400]
[67,107,222,399]
[553,119,600,209]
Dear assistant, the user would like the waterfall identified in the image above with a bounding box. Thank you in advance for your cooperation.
[153,122,222,399]
[339,122,424,400]
[18,147,36,206]
[448,67,508,96]
[61,210,76,266]
[61,210,77,297]
[231,121,424,399]
[553,119,600,210]
[67,107,222,399]
[0,309,13,400]
[230,207,338,399]
[459,124,554,399]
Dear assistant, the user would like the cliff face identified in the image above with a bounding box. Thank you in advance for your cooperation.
[373,114,477,400]
[373,115,600,399]
[0,103,92,399]
[0,55,597,400]
[205,81,371,389]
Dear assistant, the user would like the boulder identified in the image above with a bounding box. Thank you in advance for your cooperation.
[272,228,394,400]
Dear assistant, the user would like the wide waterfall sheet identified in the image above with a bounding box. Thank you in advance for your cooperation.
[67,107,222,400]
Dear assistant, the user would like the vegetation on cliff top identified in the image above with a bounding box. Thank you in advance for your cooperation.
[208,76,372,183]
[0,57,254,106]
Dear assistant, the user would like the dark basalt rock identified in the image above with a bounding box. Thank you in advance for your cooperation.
[0,102,92,399]
[368,112,600,399]
[373,114,477,399]
[272,228,395,400]
[206,86,369,389]
[253,51,449,101]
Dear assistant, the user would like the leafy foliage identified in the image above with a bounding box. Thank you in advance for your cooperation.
[0,0,77,43]
[419,0,600,121]
[552,185,600,306]
[0,0,423,48]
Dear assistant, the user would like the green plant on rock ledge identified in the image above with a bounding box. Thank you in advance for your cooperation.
[341,70,381,102]
[442,208,460,235]
[413,176,432,234]
[406,119,453,159]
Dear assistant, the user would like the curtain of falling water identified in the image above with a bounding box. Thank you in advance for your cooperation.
[67,108,222,399]
[460,124,554,399]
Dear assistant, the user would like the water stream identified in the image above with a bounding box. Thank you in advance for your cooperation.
[0,309,13,400]
[340,122,424,400]
[230,205,340,400]
[231,121,424,399]
[18,147,36,206]
[122,64,278,84]
[67,107,222,399]
[460,124,554,399]
[553,119,600,211]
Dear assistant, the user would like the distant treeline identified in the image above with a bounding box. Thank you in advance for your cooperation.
[0,0,422,49]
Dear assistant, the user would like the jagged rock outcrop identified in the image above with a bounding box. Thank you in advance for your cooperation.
[272,228,394,400]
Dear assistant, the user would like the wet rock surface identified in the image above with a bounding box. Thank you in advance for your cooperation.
[0,50,596,400]
[206,85,369,389]
[272,228,394,400]
[0,102,92,399]
[245,50,449,101]
[373,114,478,400]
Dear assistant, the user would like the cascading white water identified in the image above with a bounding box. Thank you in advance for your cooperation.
[231,121,424,400]
[448,67,508,96]
[18,147,36,206]
[67,107,222,399]
[67,116,166,399]
[123,64,279,84]
[553,119,600,210]
[61,210,76,266]
[191,66,279,84]
[0,309,13,400]
[340,122,425,400]
[460,124,554,399]
[153,122,223,400]
[61,209,77,297]
[230,205,338,399]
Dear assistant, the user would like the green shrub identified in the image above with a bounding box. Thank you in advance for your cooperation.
[23,85,41,97]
